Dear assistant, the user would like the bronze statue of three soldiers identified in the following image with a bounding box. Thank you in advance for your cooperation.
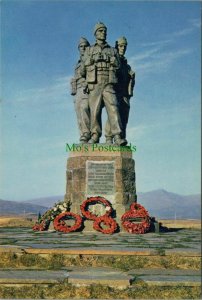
[70,22,135,146]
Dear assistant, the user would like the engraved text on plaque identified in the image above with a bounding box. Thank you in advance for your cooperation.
[86,161,115,198]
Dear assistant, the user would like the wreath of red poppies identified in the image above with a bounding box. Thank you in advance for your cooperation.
[80,197,118,234]
[121,203,150,234]
[93,215,118,234]
[80,197,113,220]
[53,212,83,233]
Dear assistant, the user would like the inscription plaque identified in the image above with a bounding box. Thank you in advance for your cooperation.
[86,161,115,199]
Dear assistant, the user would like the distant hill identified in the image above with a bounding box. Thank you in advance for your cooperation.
[0,199,48,216]
[1,190,201,219]
[24,196,63,208]
[137,189,201,219]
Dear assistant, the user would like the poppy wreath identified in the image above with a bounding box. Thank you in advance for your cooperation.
[121,203,150,234]
[53,212,83,233]
[80,197,113,220]
[93,215,118,234]
[32,219,50,231]
[32,201,71,232]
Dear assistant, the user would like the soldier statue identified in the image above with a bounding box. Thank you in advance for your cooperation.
[105,37,135,144]
[70,37,91,143]
[80,22,127,146]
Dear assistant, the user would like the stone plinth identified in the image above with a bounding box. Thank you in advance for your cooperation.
[64,144,136,229]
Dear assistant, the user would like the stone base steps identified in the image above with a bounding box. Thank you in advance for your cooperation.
[0,267,200,288]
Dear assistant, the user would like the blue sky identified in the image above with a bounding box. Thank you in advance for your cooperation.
[1,1,201,201]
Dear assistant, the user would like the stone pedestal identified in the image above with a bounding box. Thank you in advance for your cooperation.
[64,144,136,231]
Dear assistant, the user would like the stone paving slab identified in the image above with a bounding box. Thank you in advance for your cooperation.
[0,268,199,288]
[6,245,198,257]
[137,275,201,287]
[0,270,68,284]
[68,267,133,288]
[0,245,24,253]
[0,228,201,257]
[24,247,156,256]
[165,249,201,256]
[128,268,201,276]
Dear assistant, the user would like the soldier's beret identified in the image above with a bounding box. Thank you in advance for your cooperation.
[116,37,128,45]
[78,37,90,47]
[94,22,107,35]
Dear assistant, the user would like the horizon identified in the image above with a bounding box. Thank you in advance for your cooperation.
[1,189,200,221]
[1,188,201,203]
[1,1,201,201]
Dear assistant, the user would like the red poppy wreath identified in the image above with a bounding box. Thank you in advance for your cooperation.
[121,203,150,234]
[93,215,118,234]
[53,212,83,233]
[80,197,113,220]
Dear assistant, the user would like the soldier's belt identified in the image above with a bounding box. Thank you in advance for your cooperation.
[97,70,109,76]
[97,67,109,71]
[96,62,110,68]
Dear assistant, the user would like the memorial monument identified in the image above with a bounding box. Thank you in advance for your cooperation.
[64,22,137,230]
[33,22,152,234]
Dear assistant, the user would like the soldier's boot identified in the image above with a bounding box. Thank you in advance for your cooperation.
[105,136,113,144]
[114,134,127,146]
[80,132,91,144]
[88,133,100,144]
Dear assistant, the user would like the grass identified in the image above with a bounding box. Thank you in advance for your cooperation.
[156,248,166,256]
[159,219,201,230]
[0,282,200,299]
[0,252,200,271]
[0,216,37,227]
[0,253,65,269]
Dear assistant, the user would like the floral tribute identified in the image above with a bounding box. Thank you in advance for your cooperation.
[53,212,83,233]
[93,215,118,234]
[32,200,72,232]
[80,197,113,220]
[80,197,118,234]
[121,203,150,234]
[33,197,151,235]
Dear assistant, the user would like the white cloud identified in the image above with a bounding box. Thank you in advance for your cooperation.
[131,47,161,61]
[140,39,172,48]
[162,17,200,40]
[169,27,194,38]
[189,18,201,28]
[130,48,191,75]
[10,75,72,105]
[129,18,199,76]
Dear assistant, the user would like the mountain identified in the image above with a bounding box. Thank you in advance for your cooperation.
[23,196,63,208]
[1,190,201,219]
[137,189,201,219]
[0,199,48,216]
